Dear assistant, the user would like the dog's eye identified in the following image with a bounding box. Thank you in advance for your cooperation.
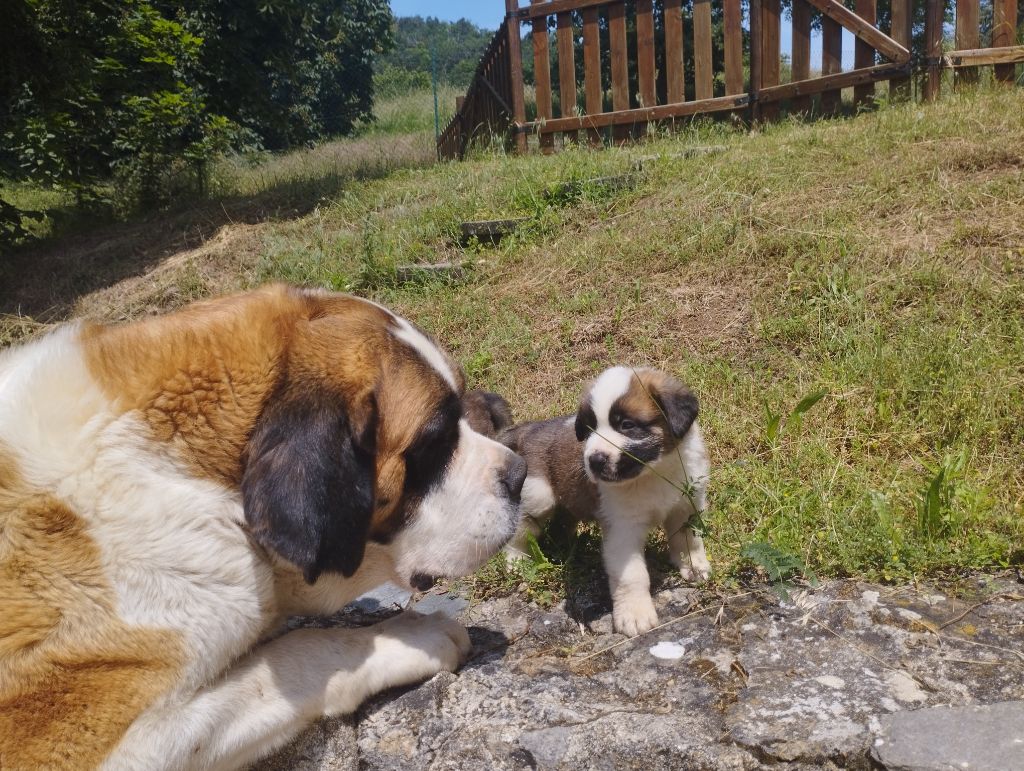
[619,419,637,431]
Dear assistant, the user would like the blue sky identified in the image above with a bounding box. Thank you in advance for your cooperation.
[389,2,856,69]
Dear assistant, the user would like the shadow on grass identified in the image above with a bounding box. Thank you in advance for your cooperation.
[0,133,435,321]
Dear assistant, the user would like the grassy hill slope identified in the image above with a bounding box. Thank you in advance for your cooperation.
[2,88,1022,592]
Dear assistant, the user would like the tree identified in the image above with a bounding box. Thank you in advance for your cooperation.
[376,16,494,91]
[0,0,224,206]
[0,0,394,249]
[160,0,393,150]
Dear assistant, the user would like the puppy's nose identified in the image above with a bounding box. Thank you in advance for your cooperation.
[588,451,610,475]
[500,453,528,503]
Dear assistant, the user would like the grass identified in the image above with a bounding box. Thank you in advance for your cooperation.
[3,86,1023,599]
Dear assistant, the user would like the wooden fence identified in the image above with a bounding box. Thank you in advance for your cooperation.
[438,0,1024,160]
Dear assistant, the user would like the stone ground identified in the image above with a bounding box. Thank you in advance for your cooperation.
[254,574,1024,771]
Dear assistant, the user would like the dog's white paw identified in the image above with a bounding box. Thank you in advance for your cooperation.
[502,545,530,567]
[679,561,712,584]
[612,595,659,637]
[377,610,471,674]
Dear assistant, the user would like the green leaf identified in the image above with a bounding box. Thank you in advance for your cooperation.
[792,389,828,418]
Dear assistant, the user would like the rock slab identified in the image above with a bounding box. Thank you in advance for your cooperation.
[254,577,1024,770]
[871,701,1024,771]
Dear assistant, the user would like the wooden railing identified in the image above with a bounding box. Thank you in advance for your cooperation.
[437,18,523,161]
[438,0,1023,160]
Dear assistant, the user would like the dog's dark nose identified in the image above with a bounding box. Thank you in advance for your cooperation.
[588,451,610,476]
[500,453,528,503]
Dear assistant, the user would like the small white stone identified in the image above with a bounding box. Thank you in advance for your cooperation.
[649,641,687,660]
[815,675,846,689]
[874,738,885,747]
[861,590,881,607]
[897,608,922,622]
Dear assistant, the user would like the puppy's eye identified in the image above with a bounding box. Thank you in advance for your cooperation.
[619,419,637,431]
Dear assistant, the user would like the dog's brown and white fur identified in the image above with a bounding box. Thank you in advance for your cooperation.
[0,284,526,770]
[502,366,710,636]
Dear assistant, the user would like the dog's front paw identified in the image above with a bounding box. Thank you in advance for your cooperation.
[377,610,471,674]
[613,595,659,637]
[679,557,712,584]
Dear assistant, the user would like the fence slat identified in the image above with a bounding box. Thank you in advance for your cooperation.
[637,0,657,114]
[821,16,842,113]
[522,94,748,132]
[665,0,685,102]
[791,0,811,112]
[924,0,943,101]
[694,0,714,101]
[609,1,630,143]
[993,0,1018,83]
[854,0,877,106]
[760,61,910,102]
[803,0,909,62]
[759,0,781,120]
[889,0,912,100]
[582,6,602,145]
[556,11,578,143]
[955,0,981,85]
[723,0,744,97]
[532,0,554,153]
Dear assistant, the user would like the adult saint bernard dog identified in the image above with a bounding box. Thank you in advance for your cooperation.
[0,284,526,770]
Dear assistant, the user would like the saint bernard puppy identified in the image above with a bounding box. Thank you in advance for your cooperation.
[0,284,526,770]
[502,366,710,636]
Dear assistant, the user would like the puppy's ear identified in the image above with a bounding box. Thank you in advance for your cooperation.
[242,390,377,584]
[482,392,514,434]
[574,396,597,442]
[462,390,513,438]
[654,379,700,439]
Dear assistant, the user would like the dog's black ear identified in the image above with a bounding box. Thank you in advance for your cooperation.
[574,397,597,442]
[242,391,377,584]
[655,383,700,439]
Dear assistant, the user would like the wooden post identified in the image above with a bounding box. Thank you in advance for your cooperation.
[749,0,762,122]
[532,0,554,153]
[854,0,877,107]
[924,0,944,102]
[955,0,981,86]
[556,10,578,143]
[455,96,466,159]
[608,1,630,144]
[993,0,1018,83]
[694,0,715,101]
[760,0,781,120]
[505,2,527,154]
[724,0,744,97]
[665,0,685,103]
[890,0,912,100]
[582,6,602,145]
[636,0,657,122]
[791,0,812,113]
[821,16,843,113]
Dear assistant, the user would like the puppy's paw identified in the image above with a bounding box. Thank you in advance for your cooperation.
[612,595,659,637]
[378,610,471,673]
[502,544,530,567]
[679,558,712,584]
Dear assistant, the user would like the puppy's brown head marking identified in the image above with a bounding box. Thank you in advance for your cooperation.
[575,366,699,483]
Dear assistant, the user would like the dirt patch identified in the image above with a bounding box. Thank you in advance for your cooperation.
[667,283,753,354]
[948,147,1024,174]
[73,222,265,322]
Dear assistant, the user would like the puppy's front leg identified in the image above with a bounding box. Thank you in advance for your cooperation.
[601,518,658,636]
[105,611,469,771]
[665,508,711,584]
